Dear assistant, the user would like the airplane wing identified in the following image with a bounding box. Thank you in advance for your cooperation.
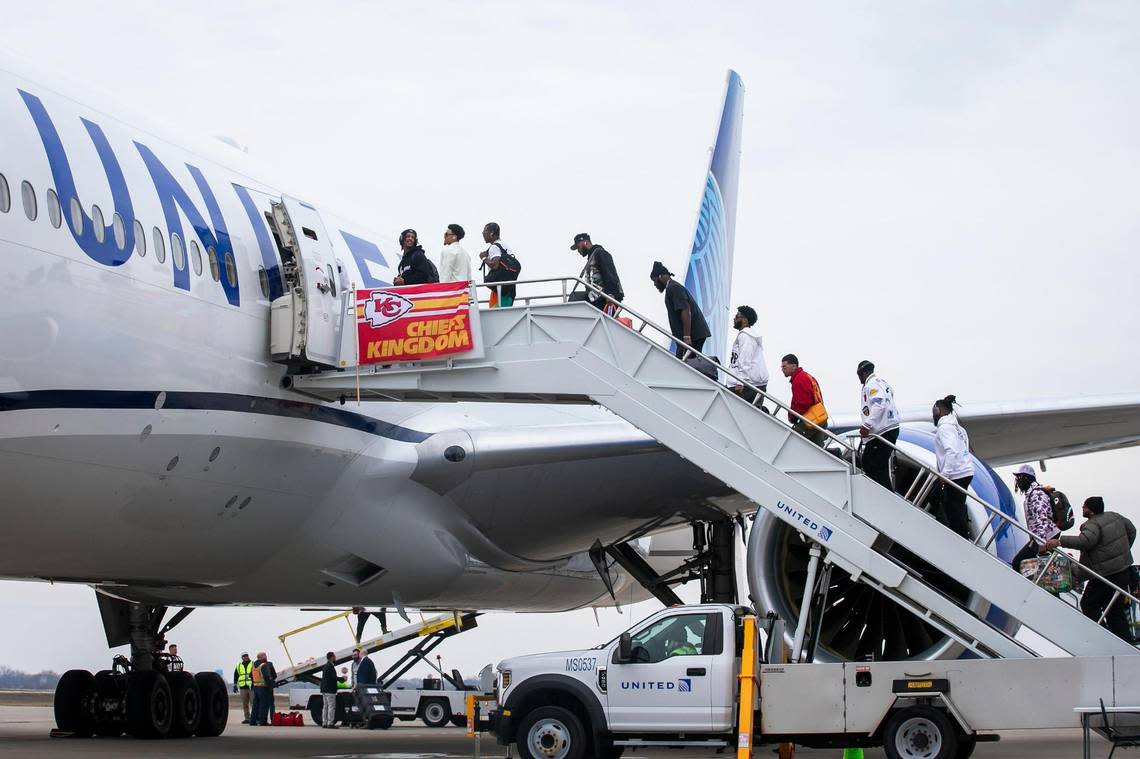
[834,394,1140,467]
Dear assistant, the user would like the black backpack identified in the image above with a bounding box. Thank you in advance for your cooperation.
[425,256,440,283]
[1047,487,1075,531]
[490,243,521,280]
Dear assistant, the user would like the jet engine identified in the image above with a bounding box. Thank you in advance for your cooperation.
[746,427,1023,661]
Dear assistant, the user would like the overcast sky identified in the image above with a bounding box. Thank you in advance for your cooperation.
[1,1,1138,675]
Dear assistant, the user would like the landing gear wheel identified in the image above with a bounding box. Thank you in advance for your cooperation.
[955,735,977,759]
[450,715,468,728]
[193,672,229,737]
[126,670,172,738]
[369,715,394,730]
[54,670,96,737]
[516,705,586,759]
[166,671,201,738]
[420,698,450,728]
[883,706,958,759]
[92,670,125,737]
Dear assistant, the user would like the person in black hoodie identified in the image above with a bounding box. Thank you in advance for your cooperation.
[393,229,438,286]
[571,233,623,315]
[320,652,339,728]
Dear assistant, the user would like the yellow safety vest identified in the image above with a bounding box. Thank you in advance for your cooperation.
[236,661,253,688]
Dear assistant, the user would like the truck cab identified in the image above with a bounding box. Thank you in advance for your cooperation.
[492,604,747,758]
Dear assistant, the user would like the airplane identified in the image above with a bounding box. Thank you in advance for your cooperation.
[2,48,1139,738]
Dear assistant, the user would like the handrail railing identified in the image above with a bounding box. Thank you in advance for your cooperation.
[463,276,1140,626]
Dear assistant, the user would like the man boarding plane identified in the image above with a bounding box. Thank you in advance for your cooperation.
[0,51,1138,738]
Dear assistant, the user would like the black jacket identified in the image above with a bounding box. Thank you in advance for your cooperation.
[320,662,338,694]
[583,245,623,303]
[397,246,437,285]
[355,656,377,685]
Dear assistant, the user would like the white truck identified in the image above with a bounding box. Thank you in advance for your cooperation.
[488,603,1140,759]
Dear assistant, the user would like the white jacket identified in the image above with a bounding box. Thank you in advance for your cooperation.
[935,413,975,480]
[860,373,899,434]
[729,329,769,387]
[438,242,471,283]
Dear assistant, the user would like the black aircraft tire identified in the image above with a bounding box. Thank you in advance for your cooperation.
[54,670,96,737]
[193,672,229,737]
[420,698,450,728]
[92,670,125,737]
[166,671,201,738]
[125,670,172,739]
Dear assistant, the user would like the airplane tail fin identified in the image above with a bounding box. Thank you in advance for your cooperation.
[682,70,744,361]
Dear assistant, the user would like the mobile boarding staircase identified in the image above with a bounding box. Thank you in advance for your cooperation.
[287,277,1139,661]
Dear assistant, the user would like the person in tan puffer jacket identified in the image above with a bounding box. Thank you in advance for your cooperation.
[1047,496,1136,642]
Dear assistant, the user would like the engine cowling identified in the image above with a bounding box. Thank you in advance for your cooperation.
[746,427,1022,661]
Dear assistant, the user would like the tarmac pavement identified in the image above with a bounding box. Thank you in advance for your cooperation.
[0,694,1111,757]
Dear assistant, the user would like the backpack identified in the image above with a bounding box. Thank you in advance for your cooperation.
[1045,487,1075,531]
[425,256,440,283]
[684,354,719,381]
[491,243,521,280]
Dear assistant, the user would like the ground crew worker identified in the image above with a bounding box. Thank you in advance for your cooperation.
[651,261,710,359]
[1047,497,1137,642]
[932,395,974,538]
[233,652,254,723]
[781,354,828,447]
[572,233,624,315]
[1010,464,1058,571]
[250,651,275,726]
[856,360,900,492]
[729,306,769,405]
[392,229,437,286]
[320,652,339,728]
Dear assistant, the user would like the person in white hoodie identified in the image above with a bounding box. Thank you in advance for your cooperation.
[932,394,974,538]
[438,224,472,283]
[728,305,769,406]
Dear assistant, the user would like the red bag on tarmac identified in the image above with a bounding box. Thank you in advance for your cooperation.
[291,712,304,726]
[271,712,283,726]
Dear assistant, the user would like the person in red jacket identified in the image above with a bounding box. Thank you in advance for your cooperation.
[780,354,829,447]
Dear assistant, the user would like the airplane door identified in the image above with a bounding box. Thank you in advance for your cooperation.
[268,196,341,368]
[604,611,716,732]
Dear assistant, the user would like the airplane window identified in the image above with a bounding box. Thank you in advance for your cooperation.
[134,220,146,257]
[258,267,269,298]
[0,173,9,213]
[207,245,220,282]
[21,181,37,221]
[112,213,126,251]
[152,227,166,263]
[171,232,185,271]
[91,205,105,243]
[225,251,238,290]
[69,197,83,235]
[46,189,61,229]
[190,239,203,276]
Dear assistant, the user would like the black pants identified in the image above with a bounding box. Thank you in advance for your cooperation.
[1082,568,1134,642]
[937,476,972,538]
[675,336,706,360]
[861,428,899,492]
[1011,539,1043,572]
[734,383,767,405]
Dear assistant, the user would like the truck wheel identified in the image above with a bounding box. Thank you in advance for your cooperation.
[516,705,586,759]
[54,669,96,737]
[193,672,229,737]
[450,715,468,728]
[308,694,323,726]
[420,698,450,728]
[883,705,958,759]
[125,670,172,738]
[955,736,977,759]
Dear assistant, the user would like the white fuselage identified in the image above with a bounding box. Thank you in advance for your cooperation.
[0,53,682,612]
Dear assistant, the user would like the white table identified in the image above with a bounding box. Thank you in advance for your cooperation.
[1075,705,1140,759]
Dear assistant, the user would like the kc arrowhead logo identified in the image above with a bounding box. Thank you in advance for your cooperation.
[363,290,414,328]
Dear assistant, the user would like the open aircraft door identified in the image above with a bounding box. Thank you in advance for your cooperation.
[268,196,342,369]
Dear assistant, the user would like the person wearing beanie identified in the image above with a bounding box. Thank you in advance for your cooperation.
[650,261,710,360]
[1047,496,1136,641]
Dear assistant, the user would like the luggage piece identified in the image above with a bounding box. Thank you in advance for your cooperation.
[1020,555,1073,594]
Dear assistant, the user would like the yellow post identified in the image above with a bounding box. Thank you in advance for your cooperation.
[736,614,758,759]
[466,694,476,738]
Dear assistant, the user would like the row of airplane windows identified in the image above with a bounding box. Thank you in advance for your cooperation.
[0,172,274,300]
